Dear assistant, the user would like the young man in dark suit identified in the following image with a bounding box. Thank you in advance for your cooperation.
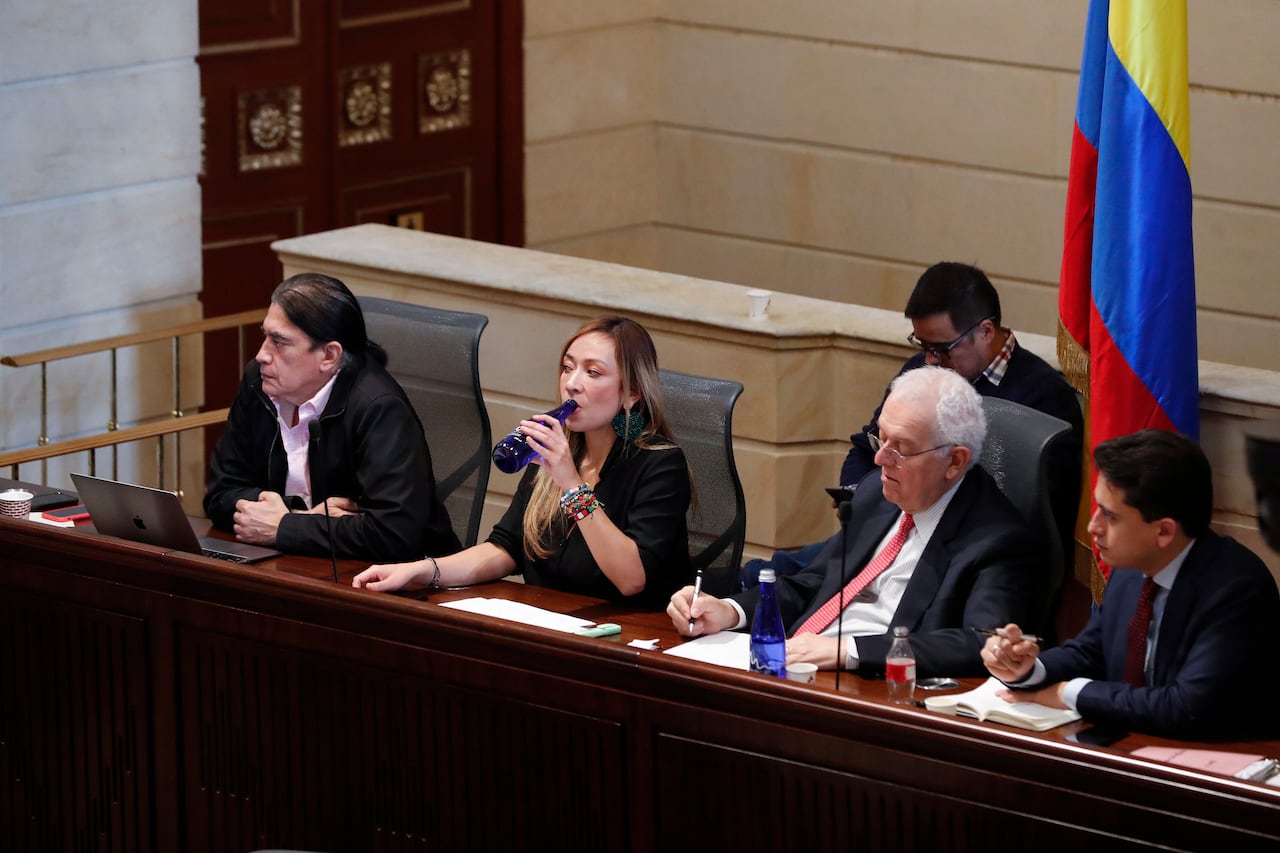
[670,366,1042,678]
[985,430,1280,739]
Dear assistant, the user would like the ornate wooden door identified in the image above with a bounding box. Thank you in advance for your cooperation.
[197,0,522,423]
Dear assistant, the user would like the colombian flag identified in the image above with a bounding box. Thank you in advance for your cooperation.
[1058,0,1199,586]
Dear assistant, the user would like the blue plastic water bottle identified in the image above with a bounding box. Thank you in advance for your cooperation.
[749,568,786,677]
[492,399,578,474]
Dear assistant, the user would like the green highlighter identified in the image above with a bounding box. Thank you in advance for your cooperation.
[574,623,621,638]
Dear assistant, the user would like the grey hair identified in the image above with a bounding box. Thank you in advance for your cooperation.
[888,365,986,469]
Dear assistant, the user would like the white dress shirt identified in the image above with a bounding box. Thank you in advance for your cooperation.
[271,372,339,509]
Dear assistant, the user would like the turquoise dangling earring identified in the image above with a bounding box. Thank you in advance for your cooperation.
[612,407,647,441]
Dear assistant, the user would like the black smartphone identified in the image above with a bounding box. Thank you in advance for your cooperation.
[1068,725,1129,747]
[825,486,854,503]
[30,491,79,512]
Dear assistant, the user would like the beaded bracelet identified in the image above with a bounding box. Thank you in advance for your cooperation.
[560,483,603,520]
[424,555,441,588]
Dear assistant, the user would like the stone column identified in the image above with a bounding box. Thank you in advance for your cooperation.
[0,0,203,490]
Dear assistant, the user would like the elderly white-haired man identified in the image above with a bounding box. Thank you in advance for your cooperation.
[668,366,1043,678]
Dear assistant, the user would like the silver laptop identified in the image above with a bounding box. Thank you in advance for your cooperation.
[70,473,280,564]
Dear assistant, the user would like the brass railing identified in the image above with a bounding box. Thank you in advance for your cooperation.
[0,309,262,492]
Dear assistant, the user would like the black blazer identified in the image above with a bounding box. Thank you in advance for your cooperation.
[732,466,1042,678]
[1039,532,1280,739]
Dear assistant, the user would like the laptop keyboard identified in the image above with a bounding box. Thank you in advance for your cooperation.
[202,549,250,563]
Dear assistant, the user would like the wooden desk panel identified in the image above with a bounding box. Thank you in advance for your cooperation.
[3,515,1278,852]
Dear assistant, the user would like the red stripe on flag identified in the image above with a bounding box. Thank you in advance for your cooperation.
[1089,303,1178,443]
[1059,122,1098,351]
[1087,301,1178,579]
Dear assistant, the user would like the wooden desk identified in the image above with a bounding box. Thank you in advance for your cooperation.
[3,514,1279,853]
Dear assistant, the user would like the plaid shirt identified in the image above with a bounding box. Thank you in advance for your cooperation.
[981,330,1017,387]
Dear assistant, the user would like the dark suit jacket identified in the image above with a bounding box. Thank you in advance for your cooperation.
[1037,533,1280,739]
[841,345,1083,576]
[732,466,1042,678]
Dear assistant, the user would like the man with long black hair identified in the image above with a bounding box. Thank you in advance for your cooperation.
[205,272,458,562]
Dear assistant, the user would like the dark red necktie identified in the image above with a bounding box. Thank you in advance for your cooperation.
[794,514,915,636]
[1124,577,1158,686]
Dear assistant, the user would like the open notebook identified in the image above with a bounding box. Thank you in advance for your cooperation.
[923,676,1082,731]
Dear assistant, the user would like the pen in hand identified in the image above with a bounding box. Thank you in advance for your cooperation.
[971,626,1043,645]
[688,569,704,632]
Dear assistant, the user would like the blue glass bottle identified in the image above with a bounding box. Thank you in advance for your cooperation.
[749,568,786,677]
[491,399,579,474]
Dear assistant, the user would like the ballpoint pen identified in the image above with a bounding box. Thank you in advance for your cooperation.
[971,626,1043,645]
[688,569,704,632]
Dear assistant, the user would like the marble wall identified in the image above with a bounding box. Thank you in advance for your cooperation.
[2,0,1275,511]
[0,0,204,492]
[273,225,1280,584]
[524,0,1280,372]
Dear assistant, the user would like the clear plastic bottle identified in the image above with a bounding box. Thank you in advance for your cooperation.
[885,625,916,704]
[749,569,787,677]
[491,399,578,473]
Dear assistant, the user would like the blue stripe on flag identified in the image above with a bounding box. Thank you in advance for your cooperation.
[1091,43,1199,437]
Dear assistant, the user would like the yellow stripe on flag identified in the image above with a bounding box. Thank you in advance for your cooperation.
[1108,0,1191,172]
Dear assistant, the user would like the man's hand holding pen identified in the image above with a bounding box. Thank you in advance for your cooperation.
[980,623,1039,683]
[668,583,737,637]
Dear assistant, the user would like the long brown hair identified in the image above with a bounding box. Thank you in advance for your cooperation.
[522,317,676,559]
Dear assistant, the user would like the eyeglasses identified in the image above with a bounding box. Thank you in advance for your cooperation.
[867,432,953,468]
[906,316,994,360]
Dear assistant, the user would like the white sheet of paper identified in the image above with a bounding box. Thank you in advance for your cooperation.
[438,597,595,633]
[663,632,751,670]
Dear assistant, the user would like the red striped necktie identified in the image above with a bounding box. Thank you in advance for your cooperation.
[1124,577,1159,686]
[794,513,915,636]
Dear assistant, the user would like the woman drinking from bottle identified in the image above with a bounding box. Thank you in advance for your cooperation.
[353,316,691,608]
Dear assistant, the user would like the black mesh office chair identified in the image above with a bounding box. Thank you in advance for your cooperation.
[978,397,1073,631]
[359,297,491,547]
[659,368,747,597]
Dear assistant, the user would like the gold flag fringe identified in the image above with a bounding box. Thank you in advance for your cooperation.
[1056,320,1090,396]
[1058,321,1105,605]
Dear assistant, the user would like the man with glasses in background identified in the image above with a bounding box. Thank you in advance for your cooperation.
[743,262,1082,586]
[842,262,1081,491]
[671,367,1042,677]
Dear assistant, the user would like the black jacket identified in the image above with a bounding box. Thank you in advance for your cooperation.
[488,438,691,609]
[732,466,1042,678]
[204,358,459,562]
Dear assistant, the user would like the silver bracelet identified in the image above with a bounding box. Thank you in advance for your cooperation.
[425,555,441,588]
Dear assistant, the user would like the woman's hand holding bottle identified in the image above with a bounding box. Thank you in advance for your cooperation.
[520,413,582,490]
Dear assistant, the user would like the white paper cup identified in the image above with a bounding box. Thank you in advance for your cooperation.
[747,288,772,320]
[0,488,34,519]
[785,662,818,684]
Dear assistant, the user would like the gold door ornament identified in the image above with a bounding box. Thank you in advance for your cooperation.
[339,63,393,147]
[237,86,303,171]
[418,49,471,134]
